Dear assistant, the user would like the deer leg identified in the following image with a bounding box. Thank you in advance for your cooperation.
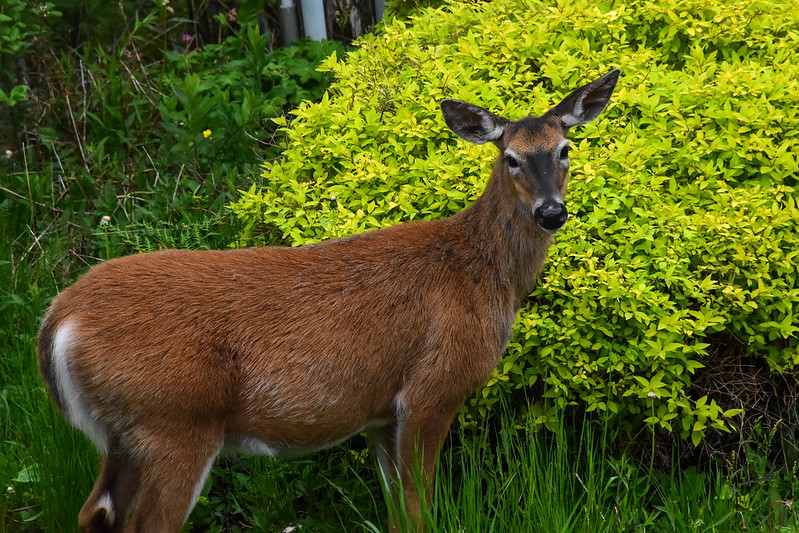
[78,446,140,533]
[123,426,223,533]
[393,403,459,533]
[369,422,399,493]
[368,421,403,530]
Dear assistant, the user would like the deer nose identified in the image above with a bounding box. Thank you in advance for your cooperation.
[534,201,568,233]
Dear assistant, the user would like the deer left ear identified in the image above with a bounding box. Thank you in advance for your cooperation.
[552,69,620,129]
[440,99,509,145]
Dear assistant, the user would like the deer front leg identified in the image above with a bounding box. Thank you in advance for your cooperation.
[389,400,459,533]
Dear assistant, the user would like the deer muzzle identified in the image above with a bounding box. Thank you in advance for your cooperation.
[534,201,568,234]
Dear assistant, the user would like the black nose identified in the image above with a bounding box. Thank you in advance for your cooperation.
[534,201,568,233]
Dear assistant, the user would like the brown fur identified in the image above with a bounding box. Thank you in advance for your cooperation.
[37,70,619,533]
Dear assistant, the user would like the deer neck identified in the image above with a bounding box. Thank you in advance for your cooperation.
[453,158,554,304]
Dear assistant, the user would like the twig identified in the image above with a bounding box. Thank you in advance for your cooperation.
[9,505,40,513]
[25,221,54,258]
[51,142,68,192]
[173,164,185,201]
[0,184,63,214]
[0,184,28,201]
[142,146,160,187]
[63,91,89,171]
[23,141,34,227]
[80,58,88,142]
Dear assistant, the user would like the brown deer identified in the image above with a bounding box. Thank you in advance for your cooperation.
[37,69,619,533]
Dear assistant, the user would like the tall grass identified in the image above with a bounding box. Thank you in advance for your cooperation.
[428,407,649,533]
[428,403,799,533]
[0,230,96,532]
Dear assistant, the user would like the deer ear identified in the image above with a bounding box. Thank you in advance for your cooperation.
[552,69,620,129]
[440,100,508,145]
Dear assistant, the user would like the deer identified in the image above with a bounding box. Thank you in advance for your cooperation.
[37,68,619,533]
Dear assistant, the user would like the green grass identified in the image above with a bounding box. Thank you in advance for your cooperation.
[430,405,799,533]
[0,215,98,531]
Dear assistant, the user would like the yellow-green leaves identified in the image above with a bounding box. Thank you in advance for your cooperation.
[230,0,799,443]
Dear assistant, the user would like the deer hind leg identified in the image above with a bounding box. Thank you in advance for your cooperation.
[368,421,404,529]
[78,445,140,533]
[122,425,223,533]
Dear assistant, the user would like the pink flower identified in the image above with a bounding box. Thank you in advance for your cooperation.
[182,33,192,42]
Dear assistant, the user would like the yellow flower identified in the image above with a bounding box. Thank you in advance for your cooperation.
[202,129,212,138]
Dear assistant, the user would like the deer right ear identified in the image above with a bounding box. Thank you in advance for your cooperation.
[552,69,620,129]
[440,100,508,145]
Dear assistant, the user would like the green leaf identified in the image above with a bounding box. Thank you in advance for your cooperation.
[14,464,40,483]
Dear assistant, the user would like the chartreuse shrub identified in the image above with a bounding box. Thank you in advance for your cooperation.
[230,0,799,443]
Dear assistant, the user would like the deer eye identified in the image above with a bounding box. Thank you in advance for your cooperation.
[559,145,570,160]
[505,156,521,170]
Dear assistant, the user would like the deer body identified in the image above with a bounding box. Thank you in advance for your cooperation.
[38,69,619,532]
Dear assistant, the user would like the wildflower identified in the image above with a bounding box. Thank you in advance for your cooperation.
[6,486,13,495]
[123,50,132,59]
[647,391,659,399]
[227,8,237,22]
[182,34,192,43]
[100,215,111,226]
[203,129,212,138]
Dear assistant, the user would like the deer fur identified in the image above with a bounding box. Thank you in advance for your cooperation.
[38,68,619,533]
